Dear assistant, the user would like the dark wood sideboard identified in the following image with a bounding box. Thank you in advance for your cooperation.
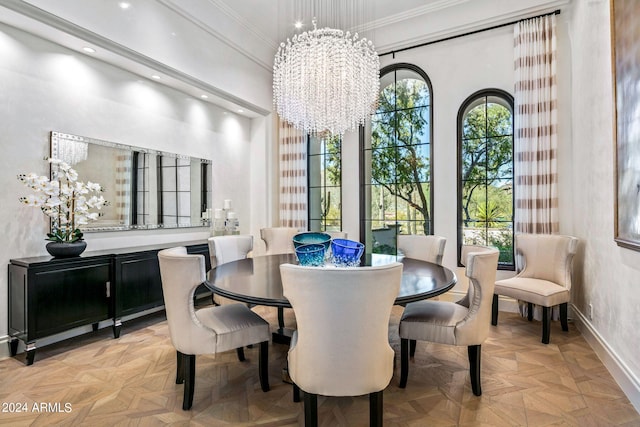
[8,241,211,365]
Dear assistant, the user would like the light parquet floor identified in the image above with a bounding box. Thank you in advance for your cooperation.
[0,306,638,426]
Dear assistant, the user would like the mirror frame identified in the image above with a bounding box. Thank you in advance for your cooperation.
[50,131,212,232]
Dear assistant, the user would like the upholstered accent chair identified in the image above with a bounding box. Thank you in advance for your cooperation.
[492,234,578,344]
[398,246,499,395]
[208,234,253,268]
[260,227,300,330]
[208,235,254,306]
[260,227,299,255]
[157,247,270,410]
[280,262,403,427]
[397,234,446,265]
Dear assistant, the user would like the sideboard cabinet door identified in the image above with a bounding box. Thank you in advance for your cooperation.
[9,256,112,365]
[113,250,163,337]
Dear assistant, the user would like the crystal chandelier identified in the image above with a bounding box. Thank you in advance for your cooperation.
[273,18,380,136]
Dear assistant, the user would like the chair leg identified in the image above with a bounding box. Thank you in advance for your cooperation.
[528,302,534,321]
[303,391,318,427]
[468,345,482,396]
[542,306,551,344]
[293,382,301,402]
[259,341,270,392]
[560,303,569,331]
[236,347,245,362]
[176,351,185,384]
[183,354,196,410]
[409,339,417,358]
[491,294,498,326]
[370,390,383,427]
[400,338,409,389]
[278,307,285,329]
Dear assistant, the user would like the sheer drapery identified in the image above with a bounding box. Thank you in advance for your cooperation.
[513,14,559,235]
[278,119,307,229]
[513,14,559,320]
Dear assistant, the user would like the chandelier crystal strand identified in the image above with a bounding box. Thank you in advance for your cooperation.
[273,17,379,136]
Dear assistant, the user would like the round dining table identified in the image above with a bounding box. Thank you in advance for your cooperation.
[204,253,457,344]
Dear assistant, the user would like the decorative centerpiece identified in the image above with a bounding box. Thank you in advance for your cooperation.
[292,231,331,251]
[295,243,326,267]
[18,158,108,257]
[331,238,365,267]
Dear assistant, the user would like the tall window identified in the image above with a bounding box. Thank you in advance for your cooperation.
[308,135,342,232]
[458,89,514,268]
[362,64,433,255]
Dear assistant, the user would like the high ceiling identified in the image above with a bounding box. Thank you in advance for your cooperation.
[0,0,569,117]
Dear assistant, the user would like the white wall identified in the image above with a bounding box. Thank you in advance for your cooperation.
[566,0,640,407]
[22,0,275,113]
[0,22,262,344]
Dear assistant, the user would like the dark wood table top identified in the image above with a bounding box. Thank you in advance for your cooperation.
[204,253,457,308]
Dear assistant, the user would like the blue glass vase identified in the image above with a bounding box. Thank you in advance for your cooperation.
[295,243,326,266]
[331,239,364,267]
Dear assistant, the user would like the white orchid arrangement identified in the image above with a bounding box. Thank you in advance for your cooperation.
[18,158,109,243]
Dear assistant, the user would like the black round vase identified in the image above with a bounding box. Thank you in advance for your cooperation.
[45,241,87,258]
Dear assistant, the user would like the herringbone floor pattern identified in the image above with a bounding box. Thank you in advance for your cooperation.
[0,306,638,426]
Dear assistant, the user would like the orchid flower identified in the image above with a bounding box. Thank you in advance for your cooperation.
[18,158,109,243]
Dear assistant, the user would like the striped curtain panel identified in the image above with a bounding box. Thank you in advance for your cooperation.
[115,153,132,226]
[278,119,307,229]
[513,14,559,234]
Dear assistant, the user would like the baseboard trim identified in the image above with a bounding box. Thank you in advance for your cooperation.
[571,303,640,413]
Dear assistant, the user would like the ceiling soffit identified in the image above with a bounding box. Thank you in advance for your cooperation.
[0,0,571,117]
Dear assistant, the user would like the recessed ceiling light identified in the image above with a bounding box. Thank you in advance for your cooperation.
[119,2,131,9]
[82,47,96,53]
[295,21,303,29]
[151,75,161,80]
[200,95,208,99]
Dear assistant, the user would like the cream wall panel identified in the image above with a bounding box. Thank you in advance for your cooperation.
[0,23,256,342]
[567,0,640,406]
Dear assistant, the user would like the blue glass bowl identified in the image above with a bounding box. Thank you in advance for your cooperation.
[292,232,332,251]
[331,239,365,267]
[295,243,326,266]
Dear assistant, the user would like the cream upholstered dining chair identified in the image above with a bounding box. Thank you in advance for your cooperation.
[260,227,299,330]
[158,247,270,410]
[208,234,253,268]
[492,234,578,344]
[280,262,403,427]
[260,227,299,255]
[208,235,254,305]
[398,245,499,395]
[397,234,446,265]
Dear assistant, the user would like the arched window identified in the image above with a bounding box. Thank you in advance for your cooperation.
[361,63,433,255]
[458,89,514,269]
[308,135,342,232]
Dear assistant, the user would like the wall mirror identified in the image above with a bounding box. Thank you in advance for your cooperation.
[50,131,212,232]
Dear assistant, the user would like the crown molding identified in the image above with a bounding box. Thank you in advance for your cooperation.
[156,0,275,72]
[204,0,278,49]
[375,0,570,55]
[0,0,271,116]
[355,0,471,33]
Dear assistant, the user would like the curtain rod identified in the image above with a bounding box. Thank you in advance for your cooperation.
[379,9,561,58]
